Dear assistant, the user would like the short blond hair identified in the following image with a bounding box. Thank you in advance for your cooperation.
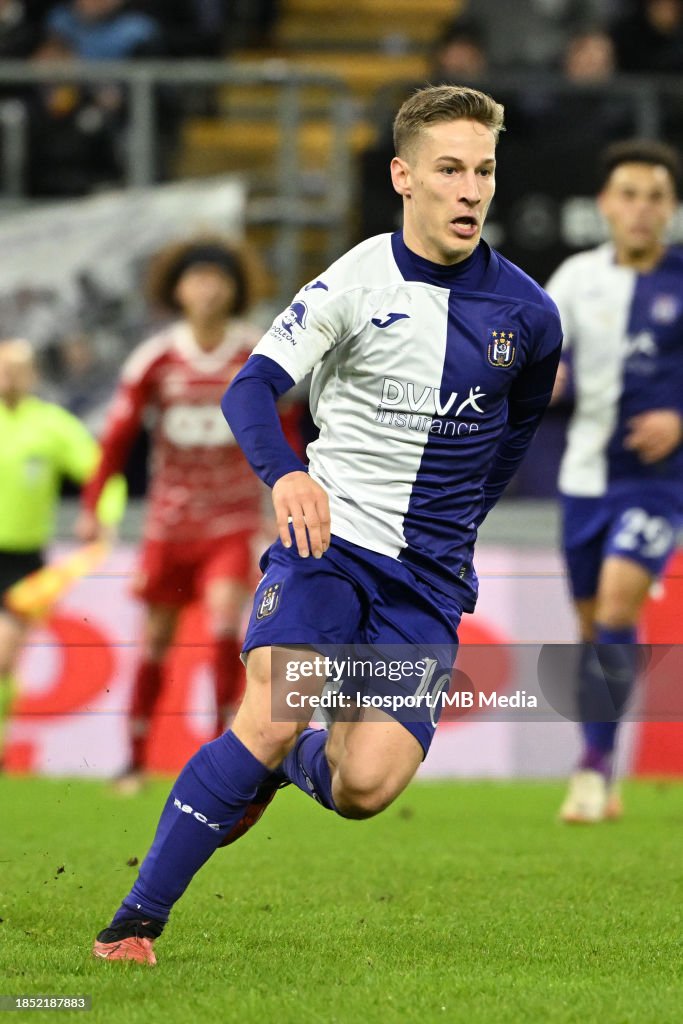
[393,84,505,159]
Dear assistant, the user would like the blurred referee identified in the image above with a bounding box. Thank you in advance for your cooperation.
[0,338,123,767]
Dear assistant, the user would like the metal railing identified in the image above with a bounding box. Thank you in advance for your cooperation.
[0,59,356,304]
[369,68,683,139]
[1,61,683,300]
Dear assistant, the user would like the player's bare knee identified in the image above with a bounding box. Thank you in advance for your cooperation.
[333,766,397,819]
[334,782,395,819]
[594,601,639,631]
[142,616,176,660]
[255,719,300,753]
[233,705,303,765]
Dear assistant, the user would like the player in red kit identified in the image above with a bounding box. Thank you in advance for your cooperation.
[80,238,264,794]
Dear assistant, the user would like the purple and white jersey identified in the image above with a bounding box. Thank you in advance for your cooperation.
[546,243,683,498]
[252,232,562,606]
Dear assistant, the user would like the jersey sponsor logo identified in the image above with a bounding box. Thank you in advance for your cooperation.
[623,331,658,376]
[304,279,329,291]
[374,376,487,437]
[370,312,410,329]
[379,376,487,416]
[624,331,657,358]
[487,330,516,368]
[270,301,309,346]
[161,404,236,448]
[256,581,282,619]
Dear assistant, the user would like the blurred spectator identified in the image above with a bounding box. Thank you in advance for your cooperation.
[610,0,683,72]
[358,19,534,241]
[0,0,40,59]
[136,0,227,57]
[138,0,282,53]
[227,0,281,49]
[41,0,162,59]
[460,0,614,69]
[26,0,164,196]
[546,28,636,144]
[430,17,488,80]
[431,19,539,137]
[46,331,120,434]
[563,24,615,79]
[610,1,683,149]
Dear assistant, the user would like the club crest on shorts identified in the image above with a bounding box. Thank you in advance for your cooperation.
[487,329,517,368]
[256,581,282,619]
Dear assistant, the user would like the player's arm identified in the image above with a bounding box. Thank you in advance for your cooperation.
[550,354,572,406]
[223,283,353,559]
[52,407,127,540]
[544,261,575,405]
[479,314,563,523]
[623,357,683,463]
[624,409,683,463]
[223,356,328,558]
[79,373,148,539]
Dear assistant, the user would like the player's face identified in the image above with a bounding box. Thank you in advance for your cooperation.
[391,118,496,265]
[598,163,677,260]
[0,344,35,402]
[174,265,237,325]
[76,0,122,20]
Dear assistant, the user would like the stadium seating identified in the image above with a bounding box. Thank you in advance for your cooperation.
[174,0,460,284]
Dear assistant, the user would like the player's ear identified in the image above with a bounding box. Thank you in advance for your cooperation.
[596,187,609,217]
[391,156,412,199]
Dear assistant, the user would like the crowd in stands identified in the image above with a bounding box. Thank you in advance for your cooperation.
[2,1,683,200]
[0,0,280,195]
[362,1,683,241]
[0,1,280,62]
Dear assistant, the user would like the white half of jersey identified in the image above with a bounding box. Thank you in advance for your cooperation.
[546,243,636,497]
[253,234,473,559]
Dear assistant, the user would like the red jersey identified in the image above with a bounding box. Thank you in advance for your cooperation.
[84,320,263,542]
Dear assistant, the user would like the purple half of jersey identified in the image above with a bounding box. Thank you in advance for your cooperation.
[223,236,562,609]
[609,248,683,486]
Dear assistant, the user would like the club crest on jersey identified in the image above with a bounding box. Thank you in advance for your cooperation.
[487,330,516,368]
[651,294,679,325]
[256,582,282,619]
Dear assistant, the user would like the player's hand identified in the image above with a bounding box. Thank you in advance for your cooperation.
[550,361,569,405]
[624,410,683,464]
[73,509,111,544]
[271,471,330,559]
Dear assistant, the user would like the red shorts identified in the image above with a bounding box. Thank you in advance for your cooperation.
[133,531,256,607]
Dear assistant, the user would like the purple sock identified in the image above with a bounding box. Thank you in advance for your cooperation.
[111,730,271,925]
[579,625,637,776]
[579,723,617,775]
[281,727,337,811]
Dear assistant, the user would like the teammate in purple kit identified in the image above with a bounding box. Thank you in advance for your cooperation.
[547,141,683,823]
[92,84,562,965]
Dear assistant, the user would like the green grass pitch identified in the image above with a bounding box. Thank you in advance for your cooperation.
[1,775,682,1024]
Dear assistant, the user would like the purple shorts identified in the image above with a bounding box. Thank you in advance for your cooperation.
[243,533,463,756]
[562,483,683,600]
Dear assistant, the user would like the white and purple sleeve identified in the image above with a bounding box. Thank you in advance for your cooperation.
[222,276,354,488]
